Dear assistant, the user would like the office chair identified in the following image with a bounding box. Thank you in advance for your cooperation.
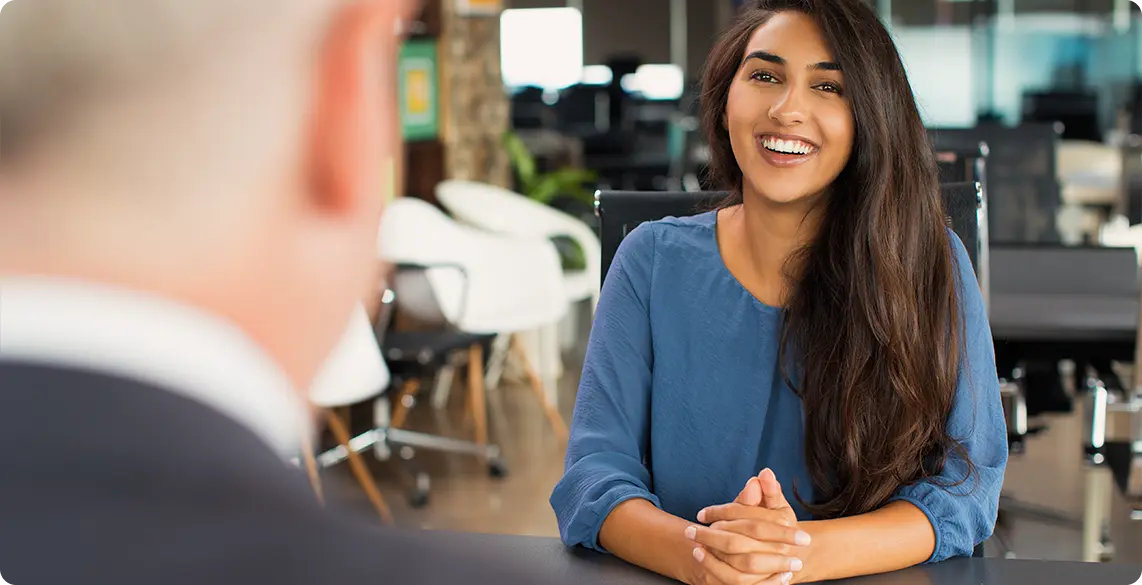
[594,184,991,559]
[596,184,985,286]
[313,270,507,509]
[379,198,570,444]
[929,124,1063,245]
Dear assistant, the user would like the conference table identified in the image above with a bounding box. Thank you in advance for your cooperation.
[442,532,1141,584]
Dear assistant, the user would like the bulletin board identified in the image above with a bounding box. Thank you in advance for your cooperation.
[398,40,439,141]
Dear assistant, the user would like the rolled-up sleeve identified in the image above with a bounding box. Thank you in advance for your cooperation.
[549,224,660,552]
[889,233,1009,562]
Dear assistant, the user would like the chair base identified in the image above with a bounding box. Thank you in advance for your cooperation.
[316,393,508,510]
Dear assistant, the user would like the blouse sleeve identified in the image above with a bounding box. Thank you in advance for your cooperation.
[549,223,660,552]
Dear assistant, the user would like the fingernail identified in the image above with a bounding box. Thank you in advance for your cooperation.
[795,530,811,546]
[692,547,705,562]
[790,558,803,571]
[697,509,707,523]
[685,526,697,540]
[781,572,793,584]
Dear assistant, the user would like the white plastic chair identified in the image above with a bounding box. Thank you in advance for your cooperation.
[377,197,570,440]
[434,180,600,380]
[309,305,390,409]
[378,196,568,333]
[297,305,395,524]
[434,179,601,309]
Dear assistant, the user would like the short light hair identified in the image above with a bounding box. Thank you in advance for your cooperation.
[0,0,332,164]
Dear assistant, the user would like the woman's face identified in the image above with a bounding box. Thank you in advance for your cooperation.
[725,12,854,206]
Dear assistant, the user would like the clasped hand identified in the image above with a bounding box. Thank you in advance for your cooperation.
[684,469,811,585]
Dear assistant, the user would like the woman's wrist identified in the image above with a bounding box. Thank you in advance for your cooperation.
[599,499,703,584]
[791,520,826,584]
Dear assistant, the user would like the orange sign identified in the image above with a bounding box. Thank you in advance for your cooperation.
[455,0,502,16]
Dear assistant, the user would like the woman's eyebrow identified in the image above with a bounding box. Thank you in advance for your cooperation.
[742,50,841,71]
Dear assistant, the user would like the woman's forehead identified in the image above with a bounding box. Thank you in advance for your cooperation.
[742,12,836,64]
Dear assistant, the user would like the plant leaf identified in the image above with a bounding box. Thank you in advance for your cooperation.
[530,174,563,204]
[502,131,537,191]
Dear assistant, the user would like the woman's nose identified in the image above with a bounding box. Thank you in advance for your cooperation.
[768,87,808,126]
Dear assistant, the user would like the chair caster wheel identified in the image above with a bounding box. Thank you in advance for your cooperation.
[488,458,509,478]
[409,490,430,508]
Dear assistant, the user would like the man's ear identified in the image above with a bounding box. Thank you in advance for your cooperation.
[308,2,389,217]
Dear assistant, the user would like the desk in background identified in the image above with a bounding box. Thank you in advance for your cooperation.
[434,532,1140,585]
[986,244,1141,561]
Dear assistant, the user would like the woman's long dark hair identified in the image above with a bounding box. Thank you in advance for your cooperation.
[700,0,974,519]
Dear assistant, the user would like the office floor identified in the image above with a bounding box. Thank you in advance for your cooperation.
[320,332,1142,565]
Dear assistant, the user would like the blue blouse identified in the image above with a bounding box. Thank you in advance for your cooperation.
[550,211,1008,563]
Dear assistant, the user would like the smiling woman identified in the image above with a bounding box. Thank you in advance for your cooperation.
[550,1,1008,584]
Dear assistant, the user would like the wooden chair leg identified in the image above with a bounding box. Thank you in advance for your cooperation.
[325,411,393,524]
[468,343,489,448]
[510,335,570,442]
[390,379,421,429]
[300,432,324,505]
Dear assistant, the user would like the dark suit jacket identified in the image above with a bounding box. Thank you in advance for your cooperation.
[0,362,565,584]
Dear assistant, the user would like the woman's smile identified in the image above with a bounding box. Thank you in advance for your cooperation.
[756,133,820,168]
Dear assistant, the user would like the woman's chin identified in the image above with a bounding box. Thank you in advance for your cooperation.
[745,184,822,207]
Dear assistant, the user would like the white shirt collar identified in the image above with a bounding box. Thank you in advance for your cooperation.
[0,277,314,457]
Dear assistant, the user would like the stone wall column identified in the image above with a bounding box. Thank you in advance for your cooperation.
[439,1,512,188]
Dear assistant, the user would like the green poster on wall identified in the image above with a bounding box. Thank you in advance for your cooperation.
[398,40,439,141]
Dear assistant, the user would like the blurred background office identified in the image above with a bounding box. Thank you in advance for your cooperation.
[314,0,1142,567]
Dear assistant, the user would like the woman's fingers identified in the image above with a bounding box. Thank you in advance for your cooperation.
[709,520,811,548]
[686,522,808,555]
[687,524,805,584]
[693,545,793,585]
[757,469,789,510]
[687,524,765,555]
[735,477,763,506]
[717,549,803,577]
[698,503,793,526]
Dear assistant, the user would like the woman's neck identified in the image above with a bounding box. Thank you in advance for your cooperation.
[720,189,823,307]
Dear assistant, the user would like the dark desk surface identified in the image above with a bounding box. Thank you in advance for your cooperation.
[435,532,1142,585]
[987,245,1139,344]
[990,292,1138,343]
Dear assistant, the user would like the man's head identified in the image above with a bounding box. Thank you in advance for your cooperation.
[0,0,419,390]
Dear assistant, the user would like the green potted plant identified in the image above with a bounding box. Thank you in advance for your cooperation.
[502,131,597,207]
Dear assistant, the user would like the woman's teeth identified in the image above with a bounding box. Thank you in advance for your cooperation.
[762,137,815,155]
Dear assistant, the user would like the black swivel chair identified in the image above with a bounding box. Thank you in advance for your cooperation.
[594,184,990,558]
[597,183,986,285]
[317,264,507,510]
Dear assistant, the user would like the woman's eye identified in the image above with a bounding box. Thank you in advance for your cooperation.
[817,82,843,94]
[750,71,777,83]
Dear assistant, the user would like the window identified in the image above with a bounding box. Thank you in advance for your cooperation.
[500,8,584,91]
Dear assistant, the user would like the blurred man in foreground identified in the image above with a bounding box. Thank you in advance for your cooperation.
[0,1,557,583]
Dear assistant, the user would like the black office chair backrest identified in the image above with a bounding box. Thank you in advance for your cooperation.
[928,124,1060,245]
[595,190,727,287]
[933,141,987,188]
[596,182,986,291]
